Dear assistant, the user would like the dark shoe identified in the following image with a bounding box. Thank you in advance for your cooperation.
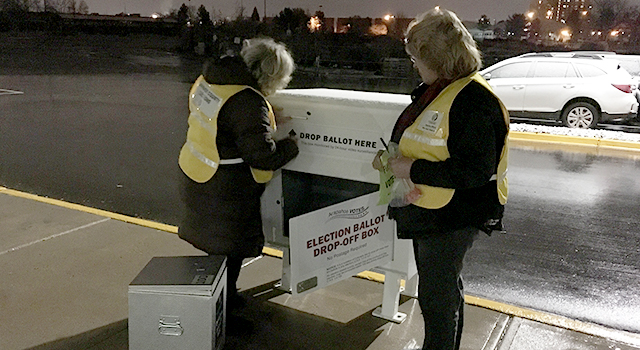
[226,314,253,336]
[227,293,247,313]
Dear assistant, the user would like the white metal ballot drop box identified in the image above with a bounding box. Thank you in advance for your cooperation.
[128,255,226,350]
[263,88,418,323]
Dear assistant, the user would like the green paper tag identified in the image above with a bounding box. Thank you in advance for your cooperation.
[377,150,395,205]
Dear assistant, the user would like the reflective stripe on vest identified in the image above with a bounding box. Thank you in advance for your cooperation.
[178,75,275,183]
[184,140,244,167]
[399,73,509,209]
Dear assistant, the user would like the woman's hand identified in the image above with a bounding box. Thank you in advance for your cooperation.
[372,150,385,170]
[272,105,292,125]
[388,156,414,179]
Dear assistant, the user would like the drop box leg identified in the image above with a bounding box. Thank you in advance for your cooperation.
[372,270,407,323]
[277,248,292,292]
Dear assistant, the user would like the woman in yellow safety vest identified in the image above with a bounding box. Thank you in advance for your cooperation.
[373,8,509,350]
[178,38,299,329]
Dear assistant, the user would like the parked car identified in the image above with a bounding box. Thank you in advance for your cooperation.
[570,51,640,107]
[603,54,640,117]
[480,52,638,128]
[615,56,640,123]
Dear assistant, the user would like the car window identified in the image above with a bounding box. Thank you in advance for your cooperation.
[532,62,577,78]
[574,63,607,77]
[489,62,532,78]
[617,60,640,76]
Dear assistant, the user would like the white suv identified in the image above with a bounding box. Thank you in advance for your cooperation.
[480,53,638,128]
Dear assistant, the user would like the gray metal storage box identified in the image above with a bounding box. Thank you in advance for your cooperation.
[128,256,227,350]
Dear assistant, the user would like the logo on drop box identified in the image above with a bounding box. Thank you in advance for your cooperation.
[326,206,369,223]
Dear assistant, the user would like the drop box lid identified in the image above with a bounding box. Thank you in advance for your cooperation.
[129,255,226,296]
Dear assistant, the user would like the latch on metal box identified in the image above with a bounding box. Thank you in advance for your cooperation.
[158,315,183,336]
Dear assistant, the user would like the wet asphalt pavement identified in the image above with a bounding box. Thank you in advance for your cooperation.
[1,72,639,335]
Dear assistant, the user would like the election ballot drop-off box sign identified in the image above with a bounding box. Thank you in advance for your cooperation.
[288,192,394,296]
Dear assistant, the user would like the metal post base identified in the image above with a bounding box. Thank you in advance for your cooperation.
[372,270,407,324]
[372,307,407,323]
[278,248,292,292]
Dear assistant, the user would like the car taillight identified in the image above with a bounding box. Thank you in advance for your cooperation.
[612,84,633,93]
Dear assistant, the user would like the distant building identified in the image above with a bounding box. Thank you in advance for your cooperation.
[335,17,372,34]
[462,20,497,41]
[529,0,592,23]
[6,12,179,34]
[323,17,336,33]
[468,27,497,41]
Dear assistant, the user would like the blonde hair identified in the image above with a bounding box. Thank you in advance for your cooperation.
[405,8,481,80]
[241,38,295,96]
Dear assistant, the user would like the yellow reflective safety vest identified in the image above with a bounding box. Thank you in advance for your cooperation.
[178,75,276,184]
[398,73,509,209]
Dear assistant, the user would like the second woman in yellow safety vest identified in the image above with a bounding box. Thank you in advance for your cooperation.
[177,38,299,324]
[373,8,509,350]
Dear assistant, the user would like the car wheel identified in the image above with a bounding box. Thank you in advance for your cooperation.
[561,102,599,129]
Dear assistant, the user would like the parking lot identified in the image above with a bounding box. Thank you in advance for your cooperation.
[1,72,640,335]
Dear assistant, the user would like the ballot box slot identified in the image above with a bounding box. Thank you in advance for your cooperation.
[282,169,377,237]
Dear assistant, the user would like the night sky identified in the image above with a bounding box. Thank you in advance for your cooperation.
[81,0,533,22]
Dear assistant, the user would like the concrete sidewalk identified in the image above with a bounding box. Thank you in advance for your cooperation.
[1,188,640,350]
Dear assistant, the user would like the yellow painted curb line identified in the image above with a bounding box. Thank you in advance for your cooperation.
[465,295,640,346]
[262,246,284,258]
[0,186,288,260]
[0,186,178,234]
[510,130,640,154]
[3,184,640,345]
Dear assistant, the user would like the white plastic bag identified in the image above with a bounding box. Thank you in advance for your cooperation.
[386,143,421,207]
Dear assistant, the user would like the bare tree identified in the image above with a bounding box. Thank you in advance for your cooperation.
[77,0,87,14]
[235,3,245,20]
[65,0,76,13]
[592,0,630,31]
[43,0,65,12]
[1,0,40,11]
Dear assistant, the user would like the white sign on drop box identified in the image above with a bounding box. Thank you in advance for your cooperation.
[288,192,394,296]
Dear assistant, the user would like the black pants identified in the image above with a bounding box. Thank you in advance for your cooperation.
[226,256,244,306]
[412,226,478,350]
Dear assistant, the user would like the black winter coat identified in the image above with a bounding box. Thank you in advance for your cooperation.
[178,56,299,258]
[390,80,508,238]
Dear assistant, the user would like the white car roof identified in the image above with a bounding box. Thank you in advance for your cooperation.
[481,53,623,75]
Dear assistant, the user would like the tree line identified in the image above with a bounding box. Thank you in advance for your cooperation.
[1,0,89,14]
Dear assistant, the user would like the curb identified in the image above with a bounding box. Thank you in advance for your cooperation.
[510,130,640,155]
[0,186,177,234]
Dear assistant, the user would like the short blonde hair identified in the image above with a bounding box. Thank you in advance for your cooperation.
[405,8,481,80]
[241,38,295,96]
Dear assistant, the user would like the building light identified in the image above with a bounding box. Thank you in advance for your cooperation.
[308,16,321,32]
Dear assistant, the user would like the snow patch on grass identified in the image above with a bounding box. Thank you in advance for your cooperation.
[511,124,640,143]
